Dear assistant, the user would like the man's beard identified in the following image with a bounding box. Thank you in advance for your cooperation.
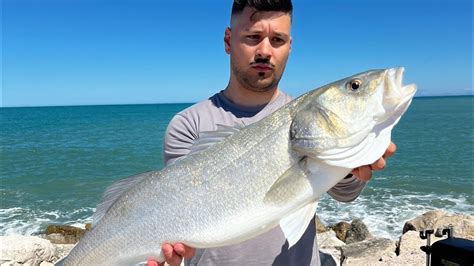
[231,61,283,92]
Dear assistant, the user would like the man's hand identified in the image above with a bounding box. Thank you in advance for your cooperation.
[146,243,195,266]
[351,142,397,181]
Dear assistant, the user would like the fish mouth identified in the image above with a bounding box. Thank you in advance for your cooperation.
[370,67,417,126]
[387,67,417,101]
[381,67,417,115]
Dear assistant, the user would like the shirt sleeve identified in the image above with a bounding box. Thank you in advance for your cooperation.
[163,113,198,166]
[327,175,367,202]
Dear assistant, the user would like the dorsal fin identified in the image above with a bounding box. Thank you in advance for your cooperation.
[188,124,241,157]
[92,171,153,226]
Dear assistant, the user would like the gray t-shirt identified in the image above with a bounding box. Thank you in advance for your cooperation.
[163,91,366,266]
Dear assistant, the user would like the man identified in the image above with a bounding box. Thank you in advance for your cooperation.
[149,1,395,265]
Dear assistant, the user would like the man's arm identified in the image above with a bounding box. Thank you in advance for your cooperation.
[163,113,197,166]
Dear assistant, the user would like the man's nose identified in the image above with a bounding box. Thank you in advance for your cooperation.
[256,37,272,59]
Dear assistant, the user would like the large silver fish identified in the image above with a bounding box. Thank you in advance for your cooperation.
[58,67,416,265]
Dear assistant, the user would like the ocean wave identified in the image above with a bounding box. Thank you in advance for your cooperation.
[317,189,473,239]
[0,206,94,236]
[1,189,472,239]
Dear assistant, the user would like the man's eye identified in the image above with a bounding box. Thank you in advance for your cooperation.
[247,35,260,40]
[272,37,284,43]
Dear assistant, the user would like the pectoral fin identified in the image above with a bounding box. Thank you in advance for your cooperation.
[280,201,319,248]
[264,158,311,205]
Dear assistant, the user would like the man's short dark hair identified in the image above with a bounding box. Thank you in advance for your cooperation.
[232,0,293,17]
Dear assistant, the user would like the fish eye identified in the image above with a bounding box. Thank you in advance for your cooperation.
[347,79,362,91]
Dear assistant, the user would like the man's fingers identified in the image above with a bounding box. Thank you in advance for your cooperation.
[173,243,185,256]
[162,243,174,258]
[174,243,196,259]
[383,142,396,158]
[162,244,182,266]
[370,158,386,171]
[146,260,159,266]
[355,165,372,181]
[351,168,359,177]
[371,142,395,170]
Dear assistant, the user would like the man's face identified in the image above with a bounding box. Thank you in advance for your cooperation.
[225,7,292,92]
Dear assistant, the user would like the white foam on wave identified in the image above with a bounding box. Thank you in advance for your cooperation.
[0,206,95,236]
[317,188,473,239]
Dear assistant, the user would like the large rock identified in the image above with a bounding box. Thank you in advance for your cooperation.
[51,244,76,263]
[402,210,474,240]
[45,225,87,244]
[397,230,444,256]
[332,221,351,242]
[318,230,346,248]
[318,231,345,266]
[315,216,329,233]
[345,219,373,244]
[384,230,444,266]
[340,238,396,265]
[381,253,426,266]
[0,235,55,265]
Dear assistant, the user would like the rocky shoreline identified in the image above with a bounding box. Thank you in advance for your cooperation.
[315,209,473,265]
[1,209,473,265]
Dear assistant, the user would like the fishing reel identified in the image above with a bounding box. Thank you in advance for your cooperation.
[419,225,474,266]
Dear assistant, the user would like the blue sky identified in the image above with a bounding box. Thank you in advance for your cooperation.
[2,0,472,107]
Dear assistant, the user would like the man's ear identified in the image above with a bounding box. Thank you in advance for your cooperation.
[224,27,231,54]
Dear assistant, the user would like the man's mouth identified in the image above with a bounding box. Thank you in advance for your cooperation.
[251,63,273,72]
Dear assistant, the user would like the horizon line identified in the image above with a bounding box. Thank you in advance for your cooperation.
[1,94,473,109]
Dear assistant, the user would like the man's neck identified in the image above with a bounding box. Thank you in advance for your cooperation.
[223,81,280,107]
